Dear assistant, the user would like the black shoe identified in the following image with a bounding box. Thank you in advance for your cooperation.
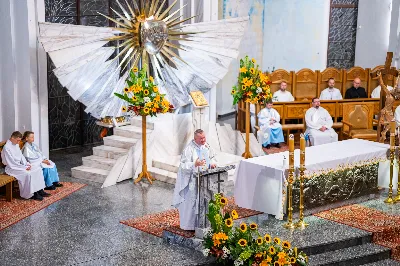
[266,144,271,149]
[53,182,63,187]
[38,189,51,197]
[44,185,56,190]
[275,143,281,148]
[31,192,43,201]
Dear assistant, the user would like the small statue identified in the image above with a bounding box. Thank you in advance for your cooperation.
[378,71,400,141]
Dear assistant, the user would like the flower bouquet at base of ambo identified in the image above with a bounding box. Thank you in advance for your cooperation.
[115,65,174,116]
[202,194,308,266]
[231,56,273,105]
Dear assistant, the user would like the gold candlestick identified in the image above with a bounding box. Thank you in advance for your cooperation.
[242,101,253,159]
[134,115,155,184]
[384,121,396,203]
[284,134,295,229]
[296,134,309,228]
[395,124,400,203]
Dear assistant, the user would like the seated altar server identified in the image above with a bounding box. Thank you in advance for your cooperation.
[1,131,47,200]
[22,131,62,190]
[272,81,295,102]
[371,84,393,98]
[173,129,217,231]
[257,101,284,149]
[319,78,343,100]
[305,98,338,146]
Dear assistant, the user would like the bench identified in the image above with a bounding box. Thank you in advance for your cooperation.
[0,174,16,202]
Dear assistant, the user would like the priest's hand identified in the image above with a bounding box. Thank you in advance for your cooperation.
[195,159,206,167]
[26,165,31,171]
[43,159,51,165]
[319,126,327,132]
[210,164,217,169]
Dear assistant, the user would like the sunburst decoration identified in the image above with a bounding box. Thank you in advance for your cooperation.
[38,0,249,119]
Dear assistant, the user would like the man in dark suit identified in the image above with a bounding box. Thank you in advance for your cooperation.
[345,77,368,99]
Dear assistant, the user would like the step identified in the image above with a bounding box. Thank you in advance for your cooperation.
[114,125,148,139]
[241,132,261,157]
[363,259,400,265]
[148,167,177,184]
[71,166,109,183]
[130,116,154,130]
[152,156,180,173]
[92,145,128,159]
[103,135,138,149]
[308,243,391,266]
[82,155,117,171]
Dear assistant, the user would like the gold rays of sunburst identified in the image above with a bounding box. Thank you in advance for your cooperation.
[98,0,196,73]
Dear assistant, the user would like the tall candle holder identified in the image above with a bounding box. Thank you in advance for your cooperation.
[284,134,295,229]
[296,134,309,228]
[384,121,396,204]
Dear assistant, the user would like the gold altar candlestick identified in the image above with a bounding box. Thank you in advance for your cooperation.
[296,134,309,229]
[242,101,253,159]
[134,115,154,184]
[384,121,396,203]
[395,124,400,203]
[284,134,295,229]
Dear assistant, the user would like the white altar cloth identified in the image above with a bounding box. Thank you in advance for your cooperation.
[233,139,389,219]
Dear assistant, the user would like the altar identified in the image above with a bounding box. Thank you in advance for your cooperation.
[233,139,390,219]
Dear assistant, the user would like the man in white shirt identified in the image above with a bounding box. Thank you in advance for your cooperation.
[272,81,295,102]
[305,98,338,146]
[319,78,343,100]
[371,84,393,98]
[257,101,284,149]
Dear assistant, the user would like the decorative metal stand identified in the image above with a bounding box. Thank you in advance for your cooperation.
[284,134,295,229]
[384,121,396,203]
[296,134,309,229]
[242,102,253,159]
[134,115,155,184]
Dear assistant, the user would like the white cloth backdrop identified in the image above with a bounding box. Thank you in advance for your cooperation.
[233,139,390,220]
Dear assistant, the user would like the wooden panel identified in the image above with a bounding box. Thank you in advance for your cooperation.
[294,69,318,101]
[320,103,336,117]
[268,69,293,94]
[273,105,284,118]
[285,104,310,119]
[343,102,375,130]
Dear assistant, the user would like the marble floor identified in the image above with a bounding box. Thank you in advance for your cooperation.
[0,146,213,266]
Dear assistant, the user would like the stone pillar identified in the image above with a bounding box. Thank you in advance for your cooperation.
[0,0,48,156]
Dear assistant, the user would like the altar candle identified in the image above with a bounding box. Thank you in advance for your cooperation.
[300,137,305,164]
[289,136,294,152]
[391,121,396,147]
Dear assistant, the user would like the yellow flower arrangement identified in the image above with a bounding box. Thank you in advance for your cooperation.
[238,239,247,247]
[232,56,272,105]
[231,210,238,220]
[114,65,173,117]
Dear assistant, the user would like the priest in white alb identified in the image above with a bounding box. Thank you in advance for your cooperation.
[272,81,295,102]
[371,84,393,98]
[319,78,343,100]
[1,131,47,200]
[173,129,217,231]
[257,101,284,149]
[305,98,338,146]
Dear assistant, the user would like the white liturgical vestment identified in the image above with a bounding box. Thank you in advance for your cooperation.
[305,107,338,146]
[173,141,217,230]
[319,88,343,100]
[272,90,294,102]
[371,85,393,98]
[395,106,400,127]
[1,140,45,199]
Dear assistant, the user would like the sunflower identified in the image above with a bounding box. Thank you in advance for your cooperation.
[256,82,260,87]
[143,89,149,96]
[274,237,281,245]
[131,96,137,102]
[133,67,138,72]
[250,68,255,75]
[249,223,258,230]
[121,106,127,112]
[241,85,247,90]
[282,241,291,249]
[225,218,233,227]
[256,237,263,245]
[219,197,227,206]
[123,87,129,93]
[239,223,247,232]
[264,234,271,243]
[149,76,154,83]
[143,107,150,114]
[240,67,247,73]
[238,239,247,247]
[269,246,276,255]
[153,86,159,93]
[252,58,256,63]
[231,89,235,95]
[290,257,296,263]
[231,210,239,220]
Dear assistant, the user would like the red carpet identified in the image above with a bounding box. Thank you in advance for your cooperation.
[0,182,86,231]
[121,198,263,238]
[315,204,400,261]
